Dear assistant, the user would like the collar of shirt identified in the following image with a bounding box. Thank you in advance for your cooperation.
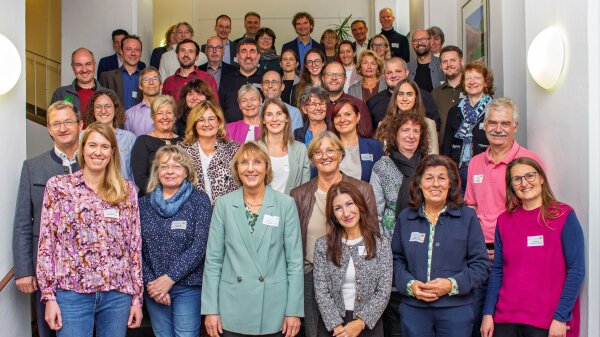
[54,146,77,166]
[484,140,522,165]
[120,65,140,75]
[74,81,96,91]
[420,204,448,225]
[175,66,199,77]
[297,37,313,48]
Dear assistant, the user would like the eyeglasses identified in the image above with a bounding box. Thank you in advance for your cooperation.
[94,104,114,111]
[158,164,185,172]
[48,120,78,130]
[371,43,386,48]
[239,159,265,168]
[411,37,429,44]
[258,35,273,41]
[313,148,338,159]
[142,77,159,83]
[198,116,218,125]
[206,45,224,51]
[307,102,327,110]
[324,72,345,79]
[262,80,281,86]
[305,59,323,66]
[511,172,539,186]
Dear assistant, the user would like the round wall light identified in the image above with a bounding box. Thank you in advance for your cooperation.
[0,33,21,95]
[527,26,565,90]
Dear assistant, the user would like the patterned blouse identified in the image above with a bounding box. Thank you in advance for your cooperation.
[36,170,143,307]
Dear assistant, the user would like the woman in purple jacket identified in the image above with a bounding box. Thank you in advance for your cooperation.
[481,157,585,337]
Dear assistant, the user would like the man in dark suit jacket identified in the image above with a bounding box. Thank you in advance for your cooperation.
[280,12,325,72]
[233,12,261,45]
[97,29,146,77]
[201,15,237,65]
[99,35,145,109]
[13,101,82,337]
[199,36,238,93]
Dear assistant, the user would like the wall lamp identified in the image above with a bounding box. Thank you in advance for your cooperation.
[527,26,565,90]
[0,33,21,95]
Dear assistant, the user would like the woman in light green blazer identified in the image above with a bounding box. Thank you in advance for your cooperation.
[259,98,311,194]
[202,142,304,337]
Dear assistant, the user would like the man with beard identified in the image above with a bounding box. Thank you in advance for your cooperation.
[322,61,373,137]
[199,36,238,91]
[234,12,261,44]
[379,8,410,62]
[432,45,464,143]
[407,29,445,93]
[463,98,543,337]
[367,57,440,130]
[159,22,208,81]
[261,70,303,131]
[51,48,112,124]
[220,38,263,122]
[162,38,218,103]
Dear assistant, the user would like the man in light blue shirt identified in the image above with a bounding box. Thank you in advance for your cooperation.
[261,70,303,131]
[125,67,162,136]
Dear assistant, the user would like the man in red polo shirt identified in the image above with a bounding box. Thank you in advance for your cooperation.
[464,97,543,337]
[162,38,219,103]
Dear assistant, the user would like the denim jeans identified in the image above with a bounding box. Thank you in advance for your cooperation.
[55,289,132,337]
[145,285,202,337]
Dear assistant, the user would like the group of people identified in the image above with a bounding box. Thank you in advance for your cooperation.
[13,7,585,337]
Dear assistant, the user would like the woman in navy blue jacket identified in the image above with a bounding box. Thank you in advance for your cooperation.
[329,98,383,182]
[391,155,489,337]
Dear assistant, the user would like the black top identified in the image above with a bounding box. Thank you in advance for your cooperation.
[380,29,410,63]
[150,46,167,69]
[281,79,295,105]
[414,63,434,93]
[219,69,263,123]
[366,89,441,131]
[131,134,183,195]
[441,104,489,166]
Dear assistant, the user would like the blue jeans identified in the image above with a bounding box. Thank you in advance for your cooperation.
[55,289,132,337]
[145,285,202,337]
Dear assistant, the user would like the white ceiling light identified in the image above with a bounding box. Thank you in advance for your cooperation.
[527,26,565,90]
[0,33,21,95]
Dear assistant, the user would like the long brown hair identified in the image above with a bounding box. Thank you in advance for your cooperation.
[408,155,463,209]
[325,182,381,266]
[259,98,294,146]
[329,98,365,138]
[177,79,219,121]
[384,79,426,120]
[505,157,562,227]
[295,48,325,106]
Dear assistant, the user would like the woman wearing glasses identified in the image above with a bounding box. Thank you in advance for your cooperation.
[480,157,585,337]
[294,86,330,147]
[292,48,325,107]
[368,35,392,62]
[290,131,377,337]
[256,27,282,73]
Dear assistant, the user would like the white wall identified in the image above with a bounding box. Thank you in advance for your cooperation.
[27,120,53,159]
[0,0,32,335]
[61,0,153,84]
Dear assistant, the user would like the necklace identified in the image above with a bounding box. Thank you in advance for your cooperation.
[244,200,263,207]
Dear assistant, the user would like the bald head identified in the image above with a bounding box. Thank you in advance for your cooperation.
[384,57,408,89]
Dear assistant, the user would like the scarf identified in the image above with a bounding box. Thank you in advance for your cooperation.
[454,95,491,142]
[149,179,194,217]
[261,49,280,61]
[390,149,422,218]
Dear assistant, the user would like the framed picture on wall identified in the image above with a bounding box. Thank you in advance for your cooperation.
[461,0,489,64]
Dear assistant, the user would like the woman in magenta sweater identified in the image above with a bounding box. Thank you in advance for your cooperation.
[481,157,585,337]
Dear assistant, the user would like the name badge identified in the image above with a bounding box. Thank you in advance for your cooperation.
[409,232,426,243]
[103,208,119,219]
[358,246,367,256]
[479,122,484,130]
[171,220,187,230]
[391,42,399,48]
[473,174,484,184]
[132,91,138,98]
[234,57,239,63]
[263,215,280,227]
[527,235,544,247]
[361,153,373,161]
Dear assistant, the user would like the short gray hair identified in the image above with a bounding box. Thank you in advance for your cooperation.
[237,83,262,102]
[47,100,80,124]
[298,86,329,107]
[485,97,520,124]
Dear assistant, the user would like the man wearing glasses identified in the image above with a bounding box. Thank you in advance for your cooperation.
[162,38,218,102]
[407,29,445,93]
[463,97,543,337]
[199,36,238,91]
[51,48,112,124]
[260,70,303,131]
[125,67,162,136]
[321,61,373,137]
[13,101,83,337]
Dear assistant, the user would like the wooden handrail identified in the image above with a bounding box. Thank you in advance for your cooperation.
[0,267,15,293]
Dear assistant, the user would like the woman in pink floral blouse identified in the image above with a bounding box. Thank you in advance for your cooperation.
[36,122,144,337]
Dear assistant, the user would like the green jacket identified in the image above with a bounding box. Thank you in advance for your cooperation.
[201,186,304,334]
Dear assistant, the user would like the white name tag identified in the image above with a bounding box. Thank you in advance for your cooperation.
[527,235,544,247]
[409,232,426,243]
[263,215,280,227]
[361,153,373,161]
[479,122,484,130]
[473,174,484,184]
[132,91,138,98]
[171,220,187,230]
[358,246,367,256]
[103,208,119,219]
[391,42,399,48]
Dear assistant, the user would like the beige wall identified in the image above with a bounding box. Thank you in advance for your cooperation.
[152,0,372,51]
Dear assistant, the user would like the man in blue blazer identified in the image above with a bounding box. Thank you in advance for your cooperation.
[97,29,146,77]
[280,12,324,72]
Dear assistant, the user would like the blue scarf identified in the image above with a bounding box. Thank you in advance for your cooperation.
[454,95,491,142]
[149,180,194,218]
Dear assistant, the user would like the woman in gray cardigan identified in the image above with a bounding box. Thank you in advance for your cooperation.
[259,97,310,194]
[313,181,392,337]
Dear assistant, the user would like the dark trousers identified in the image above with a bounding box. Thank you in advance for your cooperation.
[382,292,403,337]
[471,277,489,337]
[318,311,383,337]
[493,323,549,337]
[35,290,56,337]
[459,166,469,196]
[300,270,320,337]
[399,303,473,337]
